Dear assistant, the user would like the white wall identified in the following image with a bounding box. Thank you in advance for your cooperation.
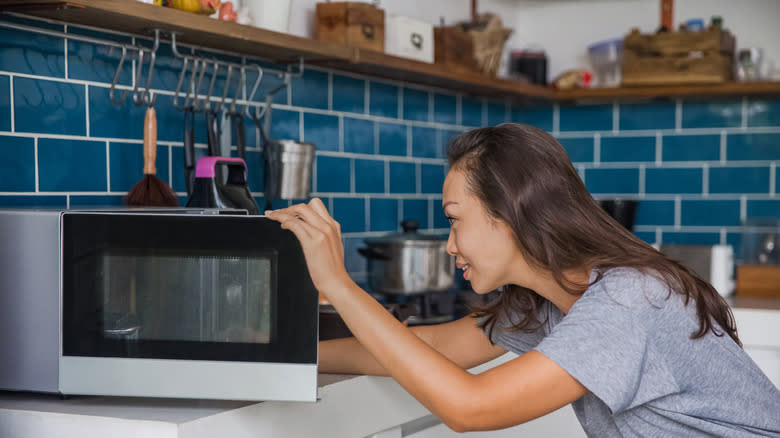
[287,0,780,81]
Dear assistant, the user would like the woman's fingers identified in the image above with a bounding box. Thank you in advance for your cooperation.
[267,209,313,242]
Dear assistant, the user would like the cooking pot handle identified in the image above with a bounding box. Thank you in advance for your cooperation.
[358,247,391,261]
[401,219,420,233]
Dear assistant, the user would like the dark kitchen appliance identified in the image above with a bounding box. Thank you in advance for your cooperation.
[186,156,260,214]
[0,209,318,401]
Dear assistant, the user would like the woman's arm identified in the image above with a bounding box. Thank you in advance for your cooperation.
[268,200,588,432]
[319,315,508,375]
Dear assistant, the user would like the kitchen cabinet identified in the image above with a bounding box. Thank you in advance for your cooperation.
[1,0,779,103]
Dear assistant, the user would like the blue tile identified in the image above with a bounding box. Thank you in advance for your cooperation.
[559,104,612,132]
[662,232,721,245]
[403,88,429,122]
[303,113,339,151]
[619,102,675,131]
[421,164,445,194]
[68,39,132,86]
[600,136,655,162]
[461,97,483,127]
[109,142,171,192]
[402,199,428,229]
[155,94,192,143]
[344,117,375,154]
[0,195,66,208]
[333,75,365,114]
[14,77,85,136]
[38,138,106,191]
[316,156,350,193]
[709,167,770,194]
[584,168,638,194]
[0,27,65,77]
[634,232,656,245]
[69,195,125,208]
[333,197,365,233]
[433,94,456,125]
[370,198,398,232]
[747,99,780,127]
[727,134,780,161]
[0,75,11,131]
[511,105,553,132]
[681,200,740,226]
[390,162,415,194]
[558,137,593,163]
[89,86,146,139]
[681,100,741,129]
[662,135,720,162]
[646,168,702,194]
[378,122,406,156]
[291,69,328,110]
[634,200,675,226]
[486,101,507,126]
[354,159,384,193]
[411,127,437,158]
[266,108,299,141]
[343,236,367,274]
[369,82,399,118]
[432,202,449,229]
[0,136,35,191]
[747,200,780,219]
[243,150,264,193]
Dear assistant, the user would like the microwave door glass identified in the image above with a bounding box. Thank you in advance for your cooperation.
[100,250,274,345]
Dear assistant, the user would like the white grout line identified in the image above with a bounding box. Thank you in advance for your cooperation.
[350,158,356,193]
[702,163,709,198]
[741,96,748,130]
[638,164,645,196]
[373,121,379,155]
[63,25,69,80]
[406,125,413,157]
[552,103,560,136]
[364,80,370,115]
[612,101,619,133]
[105,141,111,192]
[9,75,14,132]
[168,145,173,186]
[84,85,90,136]
[771,162,776,197]
[338,114,344,152]
[720,228,727,245]
[655,228,662,245]
[384,160,389,194]
[298,110,304,142]
[427,92,434,123]
[397,85,403,120]
[312,156,317,193]
[66,194,70,209]
[364,195,370,232]
[416,162,422,194]
[740,195,747,223]
[327,72,333,112]
[34,137,39,192]
[720,130,727,163]
[674,196,681,230]
[593,133,601,166]
[655,131,663,165]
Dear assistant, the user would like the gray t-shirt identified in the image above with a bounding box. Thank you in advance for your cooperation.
[484,268,780,437]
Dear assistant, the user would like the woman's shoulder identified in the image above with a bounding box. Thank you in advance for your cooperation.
[585,267,676,310]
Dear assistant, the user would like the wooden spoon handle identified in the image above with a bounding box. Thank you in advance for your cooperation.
[143,107,157,175]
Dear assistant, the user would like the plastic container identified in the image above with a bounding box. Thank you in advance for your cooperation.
[587,38,623,87]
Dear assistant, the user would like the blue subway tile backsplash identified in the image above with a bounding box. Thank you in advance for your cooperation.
[600,136,655,162]
[1,18,779,279]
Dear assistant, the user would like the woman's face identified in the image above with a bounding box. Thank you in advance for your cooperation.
[442,168,530,294]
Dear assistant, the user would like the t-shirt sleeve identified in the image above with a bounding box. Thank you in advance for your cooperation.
[533,286,654,415]
[479,302,551,355]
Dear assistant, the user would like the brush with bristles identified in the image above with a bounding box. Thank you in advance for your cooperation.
[126,105,179,207]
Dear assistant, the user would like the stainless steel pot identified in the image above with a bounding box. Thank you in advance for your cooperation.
[359,220,454,295]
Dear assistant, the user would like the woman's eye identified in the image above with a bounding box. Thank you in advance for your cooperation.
[446,216,456,225]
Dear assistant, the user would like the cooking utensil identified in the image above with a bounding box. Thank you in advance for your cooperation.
[233,112,246,160]
[183,108,196,196]
[359,220,454,295]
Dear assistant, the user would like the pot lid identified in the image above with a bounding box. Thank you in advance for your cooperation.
[363,220,447,245]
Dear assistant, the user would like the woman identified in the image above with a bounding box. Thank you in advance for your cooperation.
[266,123,780,436]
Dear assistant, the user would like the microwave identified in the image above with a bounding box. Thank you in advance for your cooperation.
[0,210,319,401]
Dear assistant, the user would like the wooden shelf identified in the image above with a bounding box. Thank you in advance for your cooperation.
[2,0,779,104]
[556,81,780,102]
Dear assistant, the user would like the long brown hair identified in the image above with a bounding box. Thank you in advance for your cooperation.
[448,123,740,346]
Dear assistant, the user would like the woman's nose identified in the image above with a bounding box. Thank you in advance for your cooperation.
[446,230,457,256]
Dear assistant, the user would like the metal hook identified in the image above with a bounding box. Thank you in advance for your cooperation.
[132,47,146,106]
[182,57,202,110]
[109,45,129,105]
[228,65,244,114]
[219,65,235,114]
[199,59,220,112]
[189,57,209,112]
[173,56,190,110]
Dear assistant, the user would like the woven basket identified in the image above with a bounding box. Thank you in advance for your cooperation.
[458,14,512,76]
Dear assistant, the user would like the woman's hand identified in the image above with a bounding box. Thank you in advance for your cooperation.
[265,198,353,297]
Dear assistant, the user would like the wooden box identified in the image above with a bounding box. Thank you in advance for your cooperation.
[433,26,475,74]
[736,265,780,299]
[621,28,736,86]
[315,2,385,52]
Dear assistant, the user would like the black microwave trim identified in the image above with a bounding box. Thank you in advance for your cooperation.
[61,213,318,364]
